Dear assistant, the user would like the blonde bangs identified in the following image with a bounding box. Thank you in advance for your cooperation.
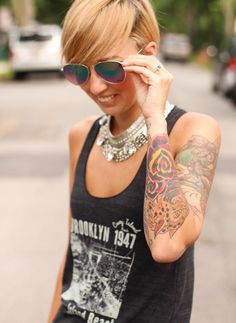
[62,1,136,64]
[62,0,160,64]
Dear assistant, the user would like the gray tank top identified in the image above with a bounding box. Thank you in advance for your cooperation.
[53,106,194,323]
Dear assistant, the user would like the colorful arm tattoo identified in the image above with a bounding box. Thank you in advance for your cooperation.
[144,134,219,245]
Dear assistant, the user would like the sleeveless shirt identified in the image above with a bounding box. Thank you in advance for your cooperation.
[53,106,194,323]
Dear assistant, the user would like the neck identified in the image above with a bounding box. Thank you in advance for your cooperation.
[110,107,142,136]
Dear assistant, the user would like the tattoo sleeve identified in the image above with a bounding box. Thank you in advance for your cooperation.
[144,134,219,246]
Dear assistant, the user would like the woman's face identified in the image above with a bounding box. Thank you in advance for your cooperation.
[80,40,141,117]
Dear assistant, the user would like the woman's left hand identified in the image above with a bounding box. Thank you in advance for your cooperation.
[122,54,173,119]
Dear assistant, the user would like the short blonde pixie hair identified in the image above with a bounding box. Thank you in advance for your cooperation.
[61,0,160,64]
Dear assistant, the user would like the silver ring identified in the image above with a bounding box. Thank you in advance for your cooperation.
[155,64,162,72]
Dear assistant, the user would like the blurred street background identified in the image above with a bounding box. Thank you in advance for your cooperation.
[0,1,236,323]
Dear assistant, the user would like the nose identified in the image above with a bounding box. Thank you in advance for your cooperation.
[87,68,108,95]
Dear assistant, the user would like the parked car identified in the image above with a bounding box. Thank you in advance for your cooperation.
[9,24,62,79]
[212,37,236,102]
[160,33,192,62]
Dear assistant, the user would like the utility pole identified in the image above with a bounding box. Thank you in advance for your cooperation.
[11,0,35,26]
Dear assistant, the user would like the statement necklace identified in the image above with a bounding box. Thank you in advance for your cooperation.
[96,102,175,162]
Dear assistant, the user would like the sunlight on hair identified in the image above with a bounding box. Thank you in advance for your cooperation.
[61,0,160,64]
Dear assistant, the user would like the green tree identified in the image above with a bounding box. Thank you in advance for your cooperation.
[35,0,72,26]
[0,0,11,5]
[0,0,72,25]
[2,0,235,51]
[151,0,225,50]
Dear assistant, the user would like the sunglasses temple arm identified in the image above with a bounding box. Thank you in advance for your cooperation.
[136,47,144,55]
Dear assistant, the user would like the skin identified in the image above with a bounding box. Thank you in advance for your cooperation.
[121,41,220,261]
[79,40,143,133]
[48,36,221,323]
[144,133,219,244]
[74,40,221,261]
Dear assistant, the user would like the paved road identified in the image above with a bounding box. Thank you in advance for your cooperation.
[0,64,235,323]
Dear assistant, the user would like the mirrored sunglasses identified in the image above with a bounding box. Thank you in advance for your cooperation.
[61,48,144,86]
[61,60,126,86]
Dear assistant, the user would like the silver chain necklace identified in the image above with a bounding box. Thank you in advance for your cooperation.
[96,102,175,162]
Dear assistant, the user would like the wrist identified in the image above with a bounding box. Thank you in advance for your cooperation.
[145,114,167,137]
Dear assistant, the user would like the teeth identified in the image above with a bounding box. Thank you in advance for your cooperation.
[98,95,115,103]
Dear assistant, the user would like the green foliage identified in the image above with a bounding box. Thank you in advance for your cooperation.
[1,0,235,52]
[0,0,72,26]
[35,0,72,26]
[151,0,226,50]
[0,0,10,5]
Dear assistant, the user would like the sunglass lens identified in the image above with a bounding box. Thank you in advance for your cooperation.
[63,64,89,85]
[95,61,125,83]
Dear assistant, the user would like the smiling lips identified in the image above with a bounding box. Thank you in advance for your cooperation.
[97,94,116,103]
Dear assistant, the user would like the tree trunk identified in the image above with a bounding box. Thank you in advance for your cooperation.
[222,0,235,38]
[11,0,35,26]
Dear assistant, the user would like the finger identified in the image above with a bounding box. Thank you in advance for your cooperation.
[123,54,157,66]
[123,65,159,84]
[123,63,167,77]
[123,58,166,74]
[126,53,157,61]
[123,65,173,85]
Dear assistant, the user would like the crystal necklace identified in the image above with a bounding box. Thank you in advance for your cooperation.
[96,102,175,162]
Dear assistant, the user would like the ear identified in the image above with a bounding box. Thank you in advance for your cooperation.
[143,41,158,56]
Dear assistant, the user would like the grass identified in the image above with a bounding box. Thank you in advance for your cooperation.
[0,60,14,80]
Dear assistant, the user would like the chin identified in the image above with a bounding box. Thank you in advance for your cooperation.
[97,98,138,117]
[98,105,125,116]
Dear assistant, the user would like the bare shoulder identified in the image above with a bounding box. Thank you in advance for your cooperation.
[69,114,100,143]
[68,114,101,163]
[171,111,221,155]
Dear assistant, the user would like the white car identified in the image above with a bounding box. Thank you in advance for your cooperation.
[9,24,62,79]
[160,33,192,62]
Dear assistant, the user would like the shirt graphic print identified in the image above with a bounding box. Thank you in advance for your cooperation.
[61,217,142,322]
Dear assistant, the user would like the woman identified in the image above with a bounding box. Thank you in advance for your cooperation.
[48,0,221,322]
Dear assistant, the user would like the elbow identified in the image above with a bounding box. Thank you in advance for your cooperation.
[150,241,188,263]
[150,218,202,263]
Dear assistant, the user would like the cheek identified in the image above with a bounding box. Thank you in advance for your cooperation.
[79,84,88,94]
[115,73,136,96]
[79,83,96,100]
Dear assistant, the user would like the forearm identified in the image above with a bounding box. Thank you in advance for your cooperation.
[144,115,201,263]
[47,278,62,323]
[47,259,65,323]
